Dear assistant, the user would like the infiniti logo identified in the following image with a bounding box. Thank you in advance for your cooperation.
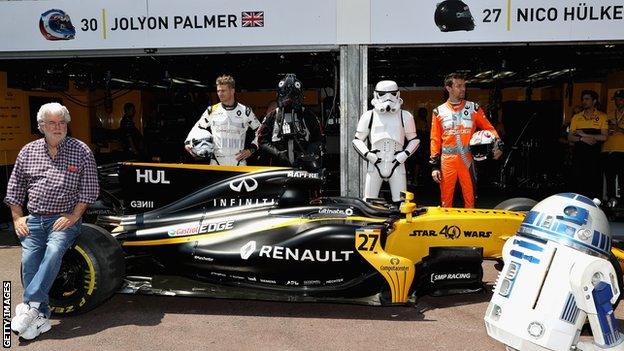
[240,240,256,260]
[229,177,258,192]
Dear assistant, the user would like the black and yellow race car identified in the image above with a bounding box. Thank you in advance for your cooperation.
[48,163,624,315]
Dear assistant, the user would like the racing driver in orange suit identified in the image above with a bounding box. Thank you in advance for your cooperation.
[430,73,502,208]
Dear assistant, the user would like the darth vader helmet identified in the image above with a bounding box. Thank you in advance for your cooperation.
[277,74,304,109]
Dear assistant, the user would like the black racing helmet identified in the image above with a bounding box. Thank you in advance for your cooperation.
[434,0,475,32]
[277,74,303,109]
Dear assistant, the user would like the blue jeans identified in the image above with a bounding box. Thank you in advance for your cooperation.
[19,214,82,318]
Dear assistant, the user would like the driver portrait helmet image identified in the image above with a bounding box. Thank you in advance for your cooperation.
[39,9,76,41]
[434,0,476,32]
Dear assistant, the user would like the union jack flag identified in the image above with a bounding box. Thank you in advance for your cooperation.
[241,11,264,27]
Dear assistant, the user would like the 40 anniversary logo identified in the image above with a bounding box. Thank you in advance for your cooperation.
[440,225,462,239]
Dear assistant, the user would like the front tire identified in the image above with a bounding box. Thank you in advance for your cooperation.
[494,197,538,211]
[49,224,125,315]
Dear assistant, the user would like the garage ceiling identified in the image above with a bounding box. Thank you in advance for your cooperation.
[370,43,624,88]
[1,43,623,94]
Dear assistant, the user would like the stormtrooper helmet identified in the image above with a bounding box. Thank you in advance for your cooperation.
[518,193,611,259]
[277,74,304,109]
[39,9,76,41]
[469,130,499,161]
[434,0,476,32]
[188,129,214,158]
[372,80,403,113]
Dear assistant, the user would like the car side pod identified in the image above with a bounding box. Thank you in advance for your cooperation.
[355,225,415,304]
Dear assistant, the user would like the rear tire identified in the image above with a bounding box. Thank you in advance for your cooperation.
[494,198,538,211]
[49,224,125,315]
[609,253,624,309]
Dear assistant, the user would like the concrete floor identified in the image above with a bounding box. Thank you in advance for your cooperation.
[1,245,623,351]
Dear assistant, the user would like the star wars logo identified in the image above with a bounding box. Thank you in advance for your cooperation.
[410,229,437,237]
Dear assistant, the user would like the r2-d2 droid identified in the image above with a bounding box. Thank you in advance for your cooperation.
[485,193,623,351]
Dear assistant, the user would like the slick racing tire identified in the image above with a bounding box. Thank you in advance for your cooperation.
[609,253,624,309]
[49,224,125,315]
[494,198,538,212]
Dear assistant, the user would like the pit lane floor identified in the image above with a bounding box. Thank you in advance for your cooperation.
[2,246,623,350]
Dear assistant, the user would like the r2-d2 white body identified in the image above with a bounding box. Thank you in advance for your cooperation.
[485,193,624,351]
[352,80,419,203]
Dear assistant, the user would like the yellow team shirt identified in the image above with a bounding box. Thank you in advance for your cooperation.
[570,111,608,136]
[602,110,624,152]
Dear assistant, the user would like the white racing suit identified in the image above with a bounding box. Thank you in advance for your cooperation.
[353,109,420,202]
[185,102,261,165]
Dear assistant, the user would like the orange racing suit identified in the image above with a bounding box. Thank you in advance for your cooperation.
[430,100,499,208]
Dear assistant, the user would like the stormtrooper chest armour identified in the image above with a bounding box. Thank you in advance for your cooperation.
[209,105,247,156]
[369,111,405,151]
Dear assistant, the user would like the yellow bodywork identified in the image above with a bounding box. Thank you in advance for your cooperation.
[360,191,624,304]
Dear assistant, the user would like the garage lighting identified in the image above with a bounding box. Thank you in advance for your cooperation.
[493,71,515,79]
[474,70,493,78]
[110,77,134,84]
[548,68,576,77]
[528,70,552,78]
[153,84,168,89]
[171,78,187,84]
[194,83,208,88]
[184,78,201,83]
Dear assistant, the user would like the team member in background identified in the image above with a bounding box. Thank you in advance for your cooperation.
[430,73,502,208]
[118,102,144,160]
[184,75,261,165]
[6,102,99,340]
[602,89,624,207]
[568,90,608,200]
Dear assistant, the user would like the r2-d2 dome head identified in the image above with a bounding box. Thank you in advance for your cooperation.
[518,193,611,259]
[372,80,403,113]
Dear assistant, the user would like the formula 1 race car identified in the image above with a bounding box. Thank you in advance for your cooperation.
[48,163,624,315]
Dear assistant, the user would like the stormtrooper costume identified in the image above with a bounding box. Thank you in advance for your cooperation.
[185,102,261,165]
[352,80,420,203]
[485,193,624,351]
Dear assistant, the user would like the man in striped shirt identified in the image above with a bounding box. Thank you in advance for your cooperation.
[5,102,99,340]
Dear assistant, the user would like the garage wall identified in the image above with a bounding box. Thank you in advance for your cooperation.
[0,71,91,166]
